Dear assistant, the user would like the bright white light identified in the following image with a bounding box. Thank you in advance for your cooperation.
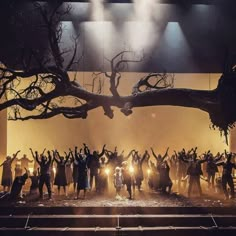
[90,0,105,21]
[123,0,160,55]
[29,167,34,175]
[53,167,56,174]
[105,168,110,175]
[82,21,116,68]
[132,0,157,22]
[123,21,159,52]
[129,166,134,174]
[147,169,151,175]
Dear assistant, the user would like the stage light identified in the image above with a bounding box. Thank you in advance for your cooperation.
[105,168,110,175]
[147,169,152,175]
[53,167,56,174]
[129,165,134,174]
[29,167,33,175]
[132,0,157,22]
[90,0,106,21]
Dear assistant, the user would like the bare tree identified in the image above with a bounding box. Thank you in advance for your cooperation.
[0,2,236,143]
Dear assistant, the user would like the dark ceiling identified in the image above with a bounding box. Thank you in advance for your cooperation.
[0,0,236,73]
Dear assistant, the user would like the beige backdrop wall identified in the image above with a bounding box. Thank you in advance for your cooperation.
[6,72,229,159]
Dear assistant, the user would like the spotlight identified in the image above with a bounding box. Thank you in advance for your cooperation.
[147,169,152,175]
[90,0,105,21]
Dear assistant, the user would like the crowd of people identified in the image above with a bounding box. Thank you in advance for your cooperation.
[0,145,236,201]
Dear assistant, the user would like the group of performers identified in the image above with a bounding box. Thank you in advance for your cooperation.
[0,145,236,201]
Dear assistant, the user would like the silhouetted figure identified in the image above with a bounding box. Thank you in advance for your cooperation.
[74,147,90,199]
[86,144,106,191]
[53,151,69,196]
[35,150,52,200]
[142,150,151,186]
[70,148,79,192]
[9,170,28,200]
[14,163,23,178]
[157,160,172,194]
[217,151,236,200]
[65,157,73,188]
[147,161,160,190]
[151,147,169,167]
[169,154,178,184]
[181,148,206,197]
[105,147,124,170]
[174,149,190,192]
[29,169,39,195]
[121,161,133,199]
[205,151,222,189]
[17,154,33,170]
[30,148,46,171]
[131,150,147,191]
[0,151,20,192]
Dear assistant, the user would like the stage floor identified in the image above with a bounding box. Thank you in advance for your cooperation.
[1,190,236,208]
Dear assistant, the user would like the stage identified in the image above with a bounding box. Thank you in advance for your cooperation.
[0,191,236,236]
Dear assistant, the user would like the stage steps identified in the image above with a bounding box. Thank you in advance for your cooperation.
[0,207,236,235]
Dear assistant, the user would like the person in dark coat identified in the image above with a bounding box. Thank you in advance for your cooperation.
[131,150,147,191]
[9,169,29,200]
[0,151,20,192]
[70,148,79,192]
[74,146,90,199]
[205,151,223,189]
[157,160,172,194]
[53,150,70,196]
[29,169,39,195]
[86,144,106,192]
[121,161,133,200]
[181,148,207,197]
[14,163,23,178]
[36,150,52,200]
[217,151,236,200]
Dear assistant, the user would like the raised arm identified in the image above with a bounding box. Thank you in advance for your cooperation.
[52,150,60,164]
[98,144,106,157]
[151,147,158,160]
[83,143,90,155]
[74,147,81,162]
[47,151,52,164]
[105,150,112,158]
[216,161,224,166]
[30,148,36,160]
[141,150,149,163]
[174,150,178,158]
[199,155,208,164]
[126,149,135,160]
[214,153,223,162]
[162,147,169,161]
[69,148,75,162]
[41,148,46,156]
[35,151,41,164]
[179,153,189,163]
[11,150,21,163]
[64,151,70,164]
